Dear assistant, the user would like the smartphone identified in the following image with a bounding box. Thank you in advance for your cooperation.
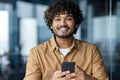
[62,62,75,73]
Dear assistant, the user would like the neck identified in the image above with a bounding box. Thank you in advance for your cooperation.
[55,36,73,48]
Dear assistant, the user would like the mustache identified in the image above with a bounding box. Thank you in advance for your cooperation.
[58,26,69,30]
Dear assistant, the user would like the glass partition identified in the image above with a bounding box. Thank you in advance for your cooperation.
[77,0,120,80]
[0,10,9,55]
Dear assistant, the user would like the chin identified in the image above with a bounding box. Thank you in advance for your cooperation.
[56,34,73,38]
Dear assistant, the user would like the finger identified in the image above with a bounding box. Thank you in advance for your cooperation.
[52,70,70,80]
[61,76,70,80]
[54,70,61,74]
[53,70,61,78]
[54,71,70,78]
[66,72,76,79]
[60,71,70,77]
[70,79,76,80]
[70,73,76,77]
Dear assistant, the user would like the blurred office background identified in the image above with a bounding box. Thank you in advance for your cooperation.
[0,0,120,80]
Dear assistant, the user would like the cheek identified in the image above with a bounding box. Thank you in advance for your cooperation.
[52,23,58,28]
[69,24,76,29]
[67,21,76,27]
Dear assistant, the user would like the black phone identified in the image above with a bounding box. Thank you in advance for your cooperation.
[61,62,75,73]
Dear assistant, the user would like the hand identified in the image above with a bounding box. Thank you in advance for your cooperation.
[65,66,95,80]
[51,70,71,80]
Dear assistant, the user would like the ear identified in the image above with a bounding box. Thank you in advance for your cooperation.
[75,25,78,28]
[50,26,53,29]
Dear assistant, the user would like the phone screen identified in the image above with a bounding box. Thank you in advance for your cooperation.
[62,62,75,73]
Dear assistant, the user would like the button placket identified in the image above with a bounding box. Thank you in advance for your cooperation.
[60,54,64,62]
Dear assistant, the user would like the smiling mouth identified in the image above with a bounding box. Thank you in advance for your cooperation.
[58,26,69,30]
[59,27,69,33]
[60,27,68,30]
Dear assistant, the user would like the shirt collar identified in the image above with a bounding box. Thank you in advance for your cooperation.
[50,36,78,51]
[50,36,59,51]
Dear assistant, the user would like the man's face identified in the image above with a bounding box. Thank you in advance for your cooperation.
[51,13,76,38]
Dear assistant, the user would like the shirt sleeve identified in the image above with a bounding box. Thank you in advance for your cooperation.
[92,46,109,80]
[24,48,42,80]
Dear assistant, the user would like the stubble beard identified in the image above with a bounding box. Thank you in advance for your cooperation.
[52,26,76,38]
[54,32,73,38]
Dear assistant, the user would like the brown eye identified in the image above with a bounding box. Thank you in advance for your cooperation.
[66,17,73,21]
[54,18,61,21]
[54,17,61,21]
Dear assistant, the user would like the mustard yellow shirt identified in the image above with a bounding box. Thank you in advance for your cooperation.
[24,36,109,80]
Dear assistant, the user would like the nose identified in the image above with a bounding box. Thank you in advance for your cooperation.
[60,19,67,26]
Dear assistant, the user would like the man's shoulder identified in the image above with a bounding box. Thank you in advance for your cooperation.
[32,40,51,50]
[75,39,97,48]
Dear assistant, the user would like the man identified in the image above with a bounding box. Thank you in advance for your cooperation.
[24,0,109,80]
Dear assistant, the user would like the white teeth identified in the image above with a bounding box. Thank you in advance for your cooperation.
[60,27,68,30]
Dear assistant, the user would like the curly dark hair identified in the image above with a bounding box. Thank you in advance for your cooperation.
[44,0,84,34]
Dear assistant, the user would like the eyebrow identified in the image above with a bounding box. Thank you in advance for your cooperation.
[67,14,73,17]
